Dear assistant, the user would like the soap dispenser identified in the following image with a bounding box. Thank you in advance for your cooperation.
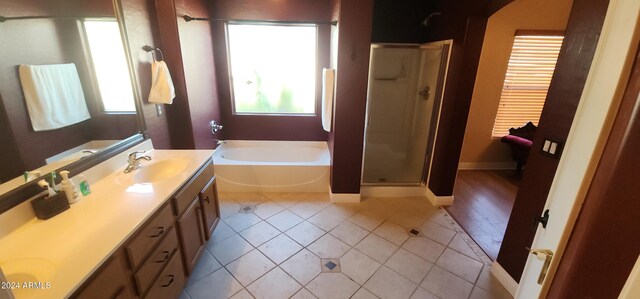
[60,171,80,204]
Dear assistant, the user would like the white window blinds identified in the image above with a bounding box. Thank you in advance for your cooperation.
[492,34,564,137]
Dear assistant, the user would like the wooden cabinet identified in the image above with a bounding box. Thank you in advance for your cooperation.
[73,251,135,299]
[200,176,220,239]
[176,197,206,275]
[73,157,218,299]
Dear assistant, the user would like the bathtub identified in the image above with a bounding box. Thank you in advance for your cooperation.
[212,140,330,193]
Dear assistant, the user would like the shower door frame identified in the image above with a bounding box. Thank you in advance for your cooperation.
[361,40,453,186]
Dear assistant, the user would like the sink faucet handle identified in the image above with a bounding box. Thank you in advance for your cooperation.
[128,151,147,161]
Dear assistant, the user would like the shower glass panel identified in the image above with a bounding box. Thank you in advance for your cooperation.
[362,41,451,185]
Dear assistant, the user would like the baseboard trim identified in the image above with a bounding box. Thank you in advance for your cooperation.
[458,162,517,170]
[330,192,361,203]
[361,186,428,197]
[425,188,454,206]
[491,261,519,296]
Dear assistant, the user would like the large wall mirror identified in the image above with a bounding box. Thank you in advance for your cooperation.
[0,0,145,210]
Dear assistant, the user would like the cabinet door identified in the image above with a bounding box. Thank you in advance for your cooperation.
[199,176,220,240]
[73,252,134,299]
[177,198,206,275]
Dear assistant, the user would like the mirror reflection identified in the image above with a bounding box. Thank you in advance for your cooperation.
[0,1,141,194]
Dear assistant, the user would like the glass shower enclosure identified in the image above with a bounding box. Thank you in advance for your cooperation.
[362,41,452,185]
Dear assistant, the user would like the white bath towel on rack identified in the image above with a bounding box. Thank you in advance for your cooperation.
[322,68,335,132]
[148,60,175,104]
[19,63,91,132]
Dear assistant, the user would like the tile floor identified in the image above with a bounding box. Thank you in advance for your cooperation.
[180,193,513,299]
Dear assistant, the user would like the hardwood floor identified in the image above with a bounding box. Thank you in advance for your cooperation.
[446,170,520,260]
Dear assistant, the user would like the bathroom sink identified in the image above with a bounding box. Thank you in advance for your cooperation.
[118,158,189,185]
[0,258,56,298]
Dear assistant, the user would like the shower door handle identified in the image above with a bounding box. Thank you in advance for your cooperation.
[419,86,431,101]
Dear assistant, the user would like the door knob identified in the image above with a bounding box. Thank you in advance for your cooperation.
[419,86,431,100]
[528,248,554,285]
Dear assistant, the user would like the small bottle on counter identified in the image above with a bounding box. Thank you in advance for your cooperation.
[78,175,91,196]
[60,170,80,204]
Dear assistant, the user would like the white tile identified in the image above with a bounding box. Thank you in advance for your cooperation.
[186,268,244,299]
[448,234,480,261]
[364,266,417,299]
[340,249,381,284]
[229,289,253,299]
[187,249,222,285]
[289,202,324,219]
[410,287,439,299]
[262,193,301,208]
[286,221,326,247]
[210,234,254,265]
[354,234,398,263]
[180,290,191,299]
[258,234,303,264]
[373,221,410,246]
[307,273,360,299]
[291,288,318,299]
[326,203,360,219]
[330,221,370,246]
[280,249,322,285]
[210,220,236,243]
[421,266,473,299]
[388,211,429,230]
[226,249,276,286]
[267,210,304,232]
[402,237,446,263]
[348,212,384,231]
[308,208,347,231]
[223,192,269,205]
[435,248,483,283]
[469,287,503,299]
[220,200,242,219]
[247,267,301,299]
[352,288,379,299]
[239,221,280,247]
[474,269,513,299]
[225,212,263,232]
[420,221,456,245]
[254,201,285,219]
[426,210,458,230]
[385,248,432,284]
[307,234,351,259]
[359,199,398,219]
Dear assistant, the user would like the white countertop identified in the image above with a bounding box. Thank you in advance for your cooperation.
[0,147,214,299]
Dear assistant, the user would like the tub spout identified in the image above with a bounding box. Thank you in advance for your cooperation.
[216,140,227,145]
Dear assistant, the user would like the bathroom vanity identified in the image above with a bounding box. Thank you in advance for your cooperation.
[0,142,220,299]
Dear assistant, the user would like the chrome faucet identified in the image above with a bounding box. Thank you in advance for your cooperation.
[125,151,151,173]
[216,140,227,146]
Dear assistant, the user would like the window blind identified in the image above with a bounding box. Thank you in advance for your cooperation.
[492,35,564,137]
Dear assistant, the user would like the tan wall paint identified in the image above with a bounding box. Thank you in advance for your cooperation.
[459,0,573,167]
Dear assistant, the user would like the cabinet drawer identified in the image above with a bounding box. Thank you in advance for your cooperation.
[173,160,214,217]
[126,203,174,270]
[134,226,179,296]
[144,252,186,299]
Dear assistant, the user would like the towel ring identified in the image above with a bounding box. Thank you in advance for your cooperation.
[143,45,164,61]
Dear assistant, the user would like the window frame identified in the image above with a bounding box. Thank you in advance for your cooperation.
[491,30,565,138]
[225,21,320,117]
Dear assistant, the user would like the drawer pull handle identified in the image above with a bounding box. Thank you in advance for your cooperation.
[161,275,175,288]
[156,251,171,263]
[150,226,165,238]
[202,196,210,203]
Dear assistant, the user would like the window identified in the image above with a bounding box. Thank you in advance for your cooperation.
[83,20,136,113]
[492,34,564,137]
[227,23,317,115]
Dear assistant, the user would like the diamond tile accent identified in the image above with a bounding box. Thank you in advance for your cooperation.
[410,229,420,236]
[239,205,256,213]
[320,258,342,273]
[325,261,337,270]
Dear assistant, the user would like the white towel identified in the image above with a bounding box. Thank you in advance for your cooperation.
[322,68,335,132]
[18,63,91,132]
[148,60,175,104]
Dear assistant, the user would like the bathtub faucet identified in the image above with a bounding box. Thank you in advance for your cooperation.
[216,140,227,146]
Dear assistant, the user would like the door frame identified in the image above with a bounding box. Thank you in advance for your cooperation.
[513,0,640,297]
